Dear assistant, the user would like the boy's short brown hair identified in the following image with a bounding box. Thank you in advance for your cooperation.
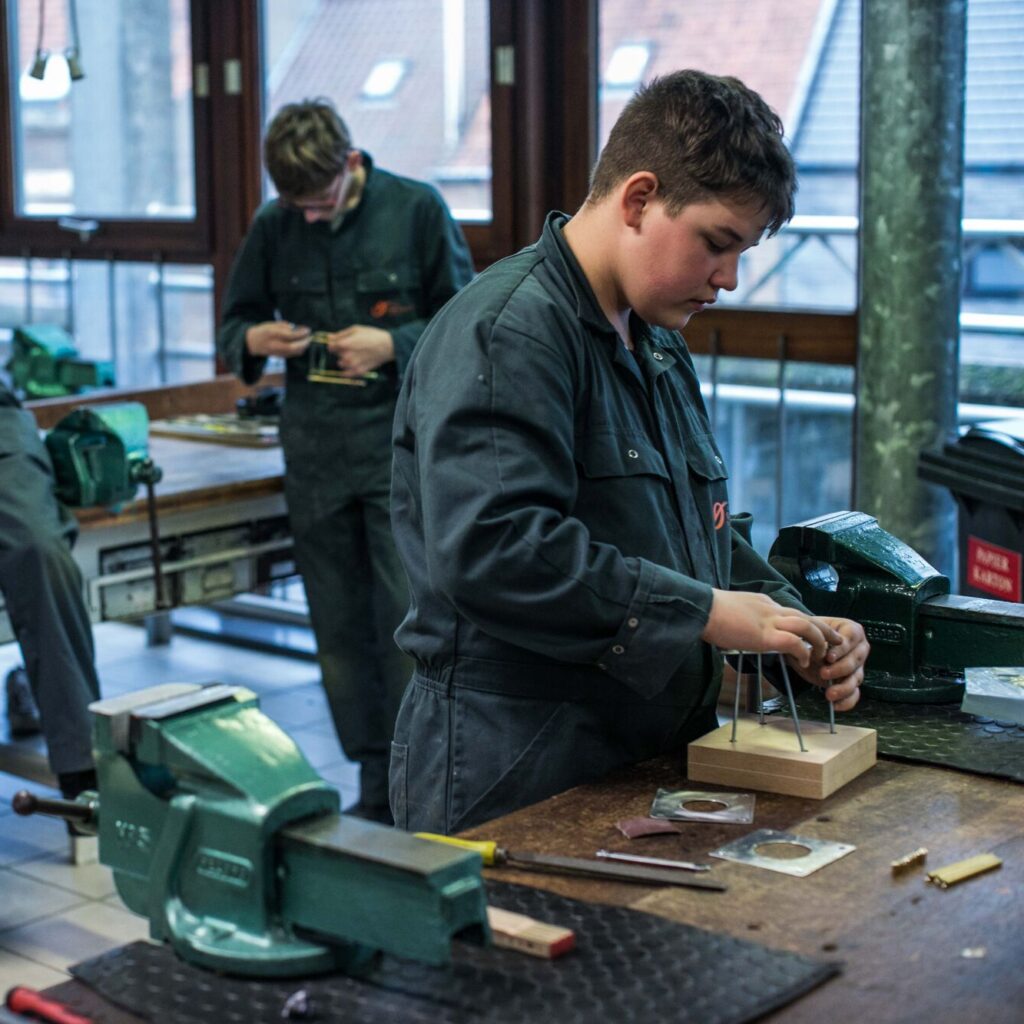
[589,70,796,235]
[264,99,352,200]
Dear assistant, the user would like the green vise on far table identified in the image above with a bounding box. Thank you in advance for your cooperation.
[75,684,489,977]
[45,401,162,508]
[769,510,1024,703]
[7,324,115,399]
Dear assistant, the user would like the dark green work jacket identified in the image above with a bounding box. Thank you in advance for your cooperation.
[218,155,473,494]
[390,213,807,826]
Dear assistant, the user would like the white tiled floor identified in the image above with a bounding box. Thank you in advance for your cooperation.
[0,619,359,997]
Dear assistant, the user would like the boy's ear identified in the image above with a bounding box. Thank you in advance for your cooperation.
[621,172,660,228]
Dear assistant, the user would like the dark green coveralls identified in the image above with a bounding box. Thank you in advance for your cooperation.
[0,384,99,777]
[389,213,808,833]
[218,156,472,808]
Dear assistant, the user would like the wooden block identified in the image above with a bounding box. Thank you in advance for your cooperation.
[687,714,876,799]
[486,906,576,959]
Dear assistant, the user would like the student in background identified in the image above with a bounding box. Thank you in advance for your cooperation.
[218,99,473,823]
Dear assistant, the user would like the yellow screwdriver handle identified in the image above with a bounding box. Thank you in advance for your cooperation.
[415,832,499,866]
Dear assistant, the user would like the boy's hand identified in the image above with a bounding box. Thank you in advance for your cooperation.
[788,617,869,712]
[700,590,842,668]
[326,325,394,376]
[245,321,311,358]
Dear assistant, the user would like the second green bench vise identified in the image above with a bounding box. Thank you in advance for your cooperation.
[769,510,1024,703]
[8,324,115,399]
[77,683,489,977]
[44,401,161,508]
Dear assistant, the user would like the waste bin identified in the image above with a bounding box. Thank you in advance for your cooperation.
[918,418,1024,601]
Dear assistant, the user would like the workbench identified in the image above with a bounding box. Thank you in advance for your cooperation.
[458,754,1023,1022]
[33,750,1024,1023]
[1,376,290,638]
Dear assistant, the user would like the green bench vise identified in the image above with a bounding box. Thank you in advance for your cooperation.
[16,683,489,977]
[8,324,115,399]
[769,510,1024,703]
[45,401,161,508]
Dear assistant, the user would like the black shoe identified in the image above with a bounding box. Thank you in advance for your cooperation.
[5,667,42,737]
[344,800,394,826]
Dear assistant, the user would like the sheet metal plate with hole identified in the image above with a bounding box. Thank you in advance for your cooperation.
[710,828,857,877]
[650,788,757,824]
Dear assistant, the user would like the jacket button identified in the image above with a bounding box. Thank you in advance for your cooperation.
[612,645,625,655]
[652,351,664,361]
[627,449,638,459]
[627,617,639,628]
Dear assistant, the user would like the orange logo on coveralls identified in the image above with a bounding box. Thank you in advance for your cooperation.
[370,299,414,319]
[713,501,729,530]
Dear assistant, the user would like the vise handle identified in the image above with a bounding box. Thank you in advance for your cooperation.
[12,790,95,827]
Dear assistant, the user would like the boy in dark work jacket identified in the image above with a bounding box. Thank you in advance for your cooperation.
[218,100,472,823]
[388,70,869,834]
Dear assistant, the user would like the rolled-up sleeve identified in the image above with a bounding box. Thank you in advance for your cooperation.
[412,319,714,699]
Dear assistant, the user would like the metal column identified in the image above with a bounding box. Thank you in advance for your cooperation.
[855,0,966,578]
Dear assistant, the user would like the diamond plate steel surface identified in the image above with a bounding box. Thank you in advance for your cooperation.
[71,881,838,1024]
[781,691,1024,783]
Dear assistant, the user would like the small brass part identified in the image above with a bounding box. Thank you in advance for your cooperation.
[891,847,928,876]
[307,332,378,386]
[926,853,1002,889]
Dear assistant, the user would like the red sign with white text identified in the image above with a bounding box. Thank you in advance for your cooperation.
[966,535,1022,602]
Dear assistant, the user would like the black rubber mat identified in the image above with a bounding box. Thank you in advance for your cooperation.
[70,881,839,1024]
[781,691,1024,783]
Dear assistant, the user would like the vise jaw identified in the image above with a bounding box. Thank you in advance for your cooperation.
[89,683,489,977]
[769,511,956,702]
[770,510,1024,703]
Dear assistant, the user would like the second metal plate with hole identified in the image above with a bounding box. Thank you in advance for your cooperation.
[709,828,856,877]
[650,789,757,824]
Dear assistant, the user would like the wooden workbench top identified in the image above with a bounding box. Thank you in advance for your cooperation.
[461,755,1023,1022]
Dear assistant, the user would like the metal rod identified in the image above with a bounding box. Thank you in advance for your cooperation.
[757,652,765,724]
[154,254,167,383]
[731,651,744,742]
[64,251,74,334]
[595,850,711,873]
[777,654,807,752]
[23,249,32,321]
[775,333,788,534]
[144,474,169,610]
[828,689,836,734]
[709,327,720,430]
[107,256,119,375]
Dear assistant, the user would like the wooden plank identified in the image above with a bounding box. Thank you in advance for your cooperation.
[687,715,876,799]
[682,308,857,365]
[25,373,284,430]
[486,906,576,959]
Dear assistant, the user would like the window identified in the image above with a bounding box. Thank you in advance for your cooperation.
[9,0,196,221]
[260,0,492,224]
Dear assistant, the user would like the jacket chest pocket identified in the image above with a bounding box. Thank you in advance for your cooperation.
[684,433,731,542]
[574,432,675,547]
[577,433,671,481]
[271,267,329,325]
[356,266,421,325]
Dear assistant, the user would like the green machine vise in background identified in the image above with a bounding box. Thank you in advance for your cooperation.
[45,401,162,508]
[769,510,1024,703]
[7,324,115,399]
[18,684,489,977]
